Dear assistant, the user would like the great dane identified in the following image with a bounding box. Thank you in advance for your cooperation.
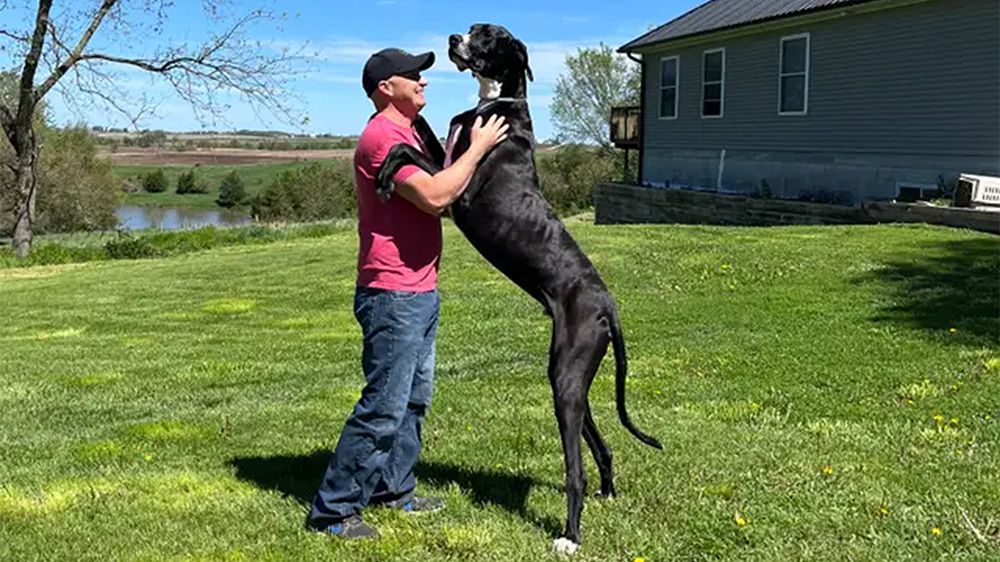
[376,24,662,554]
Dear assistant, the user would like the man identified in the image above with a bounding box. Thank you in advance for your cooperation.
[306,48,508,539]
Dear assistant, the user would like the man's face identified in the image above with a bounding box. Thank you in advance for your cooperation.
[379,71,428,114]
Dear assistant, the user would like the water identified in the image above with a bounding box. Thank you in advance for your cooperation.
[115,206,252,231]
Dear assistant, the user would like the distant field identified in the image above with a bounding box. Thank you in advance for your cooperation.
[114,161,329,209]
[104,147,354,167]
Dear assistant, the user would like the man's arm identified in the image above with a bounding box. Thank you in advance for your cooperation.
[396,115,508,216]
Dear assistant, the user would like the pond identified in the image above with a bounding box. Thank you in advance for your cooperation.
[115,206,252,231]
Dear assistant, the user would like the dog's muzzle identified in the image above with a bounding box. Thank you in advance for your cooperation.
[448,34,471,71]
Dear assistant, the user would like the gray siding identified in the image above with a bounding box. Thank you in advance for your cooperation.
[638,0,1000,201]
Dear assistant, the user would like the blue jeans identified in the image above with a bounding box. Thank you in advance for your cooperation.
[307,287,439,528]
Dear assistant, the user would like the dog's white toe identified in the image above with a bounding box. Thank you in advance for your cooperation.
[552,537,580,555]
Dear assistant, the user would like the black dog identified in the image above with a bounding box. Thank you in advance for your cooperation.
[376,24,661,553]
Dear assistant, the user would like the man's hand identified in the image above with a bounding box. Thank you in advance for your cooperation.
[468,114,509,157]
[395,114,509,216]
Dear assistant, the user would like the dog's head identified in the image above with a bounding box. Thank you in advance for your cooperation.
[449,24,533,100]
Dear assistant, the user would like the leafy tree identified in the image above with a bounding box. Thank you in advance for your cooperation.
[251,161,355,222]
[34,126,120,233]
[141,169,168,193]
[551,44,640,148]
[216,171,247,208]
[176,169,196,194]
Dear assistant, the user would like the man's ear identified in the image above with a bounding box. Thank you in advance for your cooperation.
[376,79,394,99]
[514,39,534,81]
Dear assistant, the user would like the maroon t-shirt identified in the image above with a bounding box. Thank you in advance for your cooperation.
[354,113,441,292]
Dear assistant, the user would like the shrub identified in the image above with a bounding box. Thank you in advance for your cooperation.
[33,126,120,233]
[250,160,355,222]
[536,145,617,215]
[104,235,161,260]
[142,169,168,193]
[0,242,108,267]
[175,169,208,194]
[216,171,247,208]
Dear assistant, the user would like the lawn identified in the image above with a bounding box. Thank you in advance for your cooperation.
[114,161,329,210]
[1,221,997,561]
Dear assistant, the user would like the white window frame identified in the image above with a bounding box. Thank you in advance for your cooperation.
[701,48,725,119]
[778,33,810,116]
[658,55,679,120]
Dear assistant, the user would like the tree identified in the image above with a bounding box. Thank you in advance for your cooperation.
[34,125,120,234]
[216,170,246,208]
[141,169,167,193]
[175,169,196,194]
[550,43,641,148]
[0,1,305,257]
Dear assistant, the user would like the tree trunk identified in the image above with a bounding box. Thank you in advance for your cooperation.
[10,128,38,258]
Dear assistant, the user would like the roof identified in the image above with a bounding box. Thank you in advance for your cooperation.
[619,0,881,52]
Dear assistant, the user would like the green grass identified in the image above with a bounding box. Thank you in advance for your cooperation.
[1,221,998,561]
[114,161,329,209]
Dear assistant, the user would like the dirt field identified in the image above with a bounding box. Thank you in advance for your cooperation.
[105,147,354,166]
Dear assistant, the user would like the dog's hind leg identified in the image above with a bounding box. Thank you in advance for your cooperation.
[548,313,586,553]
[583,404,616,498]
[549,310,613,552]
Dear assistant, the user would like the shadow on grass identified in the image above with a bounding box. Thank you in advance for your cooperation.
[229,451,562,536]
[416,460,562,536]
[861,237,999,345]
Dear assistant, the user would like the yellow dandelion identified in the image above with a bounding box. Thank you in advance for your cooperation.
[933,414,945,424]
[144,453,153,462]
[906,399,915,406]
[633,558,646,562]
[822,465,834,475]
[948,328,957,334]
[949,418,959,425]
[931,527,942,536]
[735,513,748,527]
[878,506,889,517]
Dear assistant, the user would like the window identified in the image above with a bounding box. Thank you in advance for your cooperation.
[779,34,809,115]
[702,48,725,117]
[659,56,679,119]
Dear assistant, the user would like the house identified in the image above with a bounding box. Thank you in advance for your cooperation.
[617,0,1000,204]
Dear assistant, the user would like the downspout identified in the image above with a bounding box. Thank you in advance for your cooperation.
[627,52,645,186]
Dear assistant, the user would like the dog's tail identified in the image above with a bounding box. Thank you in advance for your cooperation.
[609,311,663,450]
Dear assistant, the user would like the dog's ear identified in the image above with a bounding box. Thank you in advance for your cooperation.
[514,39,534,81]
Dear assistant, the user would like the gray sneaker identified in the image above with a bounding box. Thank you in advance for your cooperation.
[319,515,380,539]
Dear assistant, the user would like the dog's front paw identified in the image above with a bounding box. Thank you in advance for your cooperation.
[552,537,580,556]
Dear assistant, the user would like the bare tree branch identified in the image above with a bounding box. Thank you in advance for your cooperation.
[59,61,158,129]
[0,29,29,43]
[35,0,117,99]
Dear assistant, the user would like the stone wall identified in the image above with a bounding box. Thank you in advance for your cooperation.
[594,183,999,234]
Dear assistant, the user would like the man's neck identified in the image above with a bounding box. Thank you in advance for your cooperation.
[380,104,416,128]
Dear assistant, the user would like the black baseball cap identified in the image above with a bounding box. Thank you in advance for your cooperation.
[362,48,436,97]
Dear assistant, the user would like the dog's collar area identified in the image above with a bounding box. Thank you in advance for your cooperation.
[477,97,526,111]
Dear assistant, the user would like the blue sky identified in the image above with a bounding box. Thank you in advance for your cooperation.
[36,0,701,140]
